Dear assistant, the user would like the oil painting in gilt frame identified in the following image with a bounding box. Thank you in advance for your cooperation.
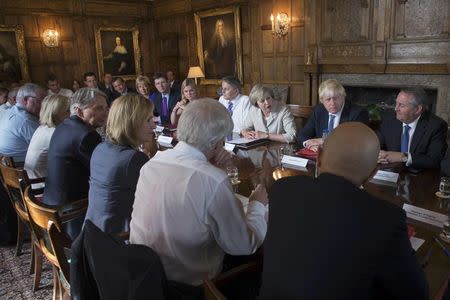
[194,6,242,85]
[0,25,29,82]
[94,26,141,81]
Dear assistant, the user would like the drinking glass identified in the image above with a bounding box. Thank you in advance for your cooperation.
[226,166,239,185]
[439,177,450,196]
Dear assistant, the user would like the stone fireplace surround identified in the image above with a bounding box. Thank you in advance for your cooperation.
[321,73,450,123]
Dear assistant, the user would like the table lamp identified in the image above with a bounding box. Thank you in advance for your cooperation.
[187,66,205,85]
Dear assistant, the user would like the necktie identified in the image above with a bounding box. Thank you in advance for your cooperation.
[401,125,410,153]
[327,114,336,133]
[227,101,233,116]
[162,96,168,117]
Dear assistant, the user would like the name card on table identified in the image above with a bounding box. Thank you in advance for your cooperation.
[403,203,447,228]
[372,170,399,183]
[155,125,164,133]
[224,143,236,153]
[281,155,308,169]
[157,135,173,148]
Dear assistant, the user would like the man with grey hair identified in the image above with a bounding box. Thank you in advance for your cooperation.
[378,88,447,169]
[0,83,46,162]
[131,98,268,286]
[218,76,251,133]
[43,87,108,239]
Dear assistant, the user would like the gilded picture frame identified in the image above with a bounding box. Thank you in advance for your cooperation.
[94,26,141,81]
[0,25,30,82]
[194,6,242,85]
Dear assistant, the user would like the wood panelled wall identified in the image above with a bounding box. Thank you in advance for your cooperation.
[0,0,154,88]
[152,0,308,104]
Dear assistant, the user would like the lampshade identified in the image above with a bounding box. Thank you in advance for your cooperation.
[187,66,205,79]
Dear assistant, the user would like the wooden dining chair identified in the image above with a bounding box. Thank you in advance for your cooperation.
[287,104,314,130]
[22,184,87,298]
[48,221,72,300]
[0,156,46,291]
[203,262,259,300]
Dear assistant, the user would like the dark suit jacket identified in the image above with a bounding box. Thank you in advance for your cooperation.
[378,110,447,169]
[259,173,428,300]
[154,88,181,125]
[298,102,369,146]
[99,84,117,107]
[43,116,101,238]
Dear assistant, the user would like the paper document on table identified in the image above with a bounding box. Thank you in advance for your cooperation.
[281,155,308,168]
[227,137,263,144]
[235,193,268,222]
[403,204,447,228]
[372,170,399,183]
[409,236,425,251]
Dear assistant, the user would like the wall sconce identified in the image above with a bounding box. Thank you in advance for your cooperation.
[42,29,59,47]
[270,13,289,38]
[187,66,205,85]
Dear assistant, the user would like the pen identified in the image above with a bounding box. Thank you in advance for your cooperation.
[433,236,450,257]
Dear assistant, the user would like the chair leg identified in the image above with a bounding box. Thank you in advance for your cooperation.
[52,266,59,300]
[29,243,35,275]
[32,245,43,291]
[15,218,24,256]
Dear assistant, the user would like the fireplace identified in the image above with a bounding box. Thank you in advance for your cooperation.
[321,73,450,123]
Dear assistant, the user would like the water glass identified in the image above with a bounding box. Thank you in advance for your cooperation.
[443,219,450,239]
[226,166,239,185]
[439,177,450,196]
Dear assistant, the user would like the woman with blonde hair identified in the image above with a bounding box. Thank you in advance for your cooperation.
[241,84,297,143]
[24,94,70,179]
[170,78,198,126]
[135,75,152,101]
[86,94,156,234]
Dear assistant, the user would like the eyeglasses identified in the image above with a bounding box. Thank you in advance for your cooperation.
[25,96,43,102]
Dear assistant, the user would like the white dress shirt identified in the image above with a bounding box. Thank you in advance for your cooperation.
[242,104,297,142]
[219,94,252,133]
[47,88,73,98]
[130,141,266,285]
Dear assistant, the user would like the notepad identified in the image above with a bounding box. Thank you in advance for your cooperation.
[157,135,173,148]
[281,155,308,168]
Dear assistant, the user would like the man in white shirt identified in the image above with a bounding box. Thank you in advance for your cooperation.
[130,98,268,286]
[218,76,251,133]
[47,74,73,98]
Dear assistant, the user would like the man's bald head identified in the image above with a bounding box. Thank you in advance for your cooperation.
[318,122,380,186]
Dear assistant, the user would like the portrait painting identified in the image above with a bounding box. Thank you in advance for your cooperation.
[94,26,141,81]
[0,25,29,82]
[194,6,242,84]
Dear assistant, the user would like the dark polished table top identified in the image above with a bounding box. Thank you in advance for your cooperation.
[229,142,449,298]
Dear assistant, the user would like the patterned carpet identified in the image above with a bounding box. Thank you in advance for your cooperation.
[0,243,53,300]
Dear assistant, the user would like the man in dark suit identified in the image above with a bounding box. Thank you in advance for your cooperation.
[298,79,368,151]
[166,70,181,93]
[153,72,181,125]
[260,122,428,300]
[378,88,447,169]
[98,73,116,106]
[43,87,108,239]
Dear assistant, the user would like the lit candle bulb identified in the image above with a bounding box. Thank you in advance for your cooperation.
[270,14,274,32]
[277,13,281,33]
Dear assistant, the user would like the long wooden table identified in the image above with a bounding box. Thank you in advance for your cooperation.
[229,142,449,298]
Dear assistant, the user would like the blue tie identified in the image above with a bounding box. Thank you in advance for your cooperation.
[328,114,335,133]
[401,125,410,153]
[227,101,233,116]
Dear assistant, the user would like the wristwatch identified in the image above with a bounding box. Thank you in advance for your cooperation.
[401,152,408,163]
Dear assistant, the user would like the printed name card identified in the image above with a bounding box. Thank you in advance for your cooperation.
[157,135,173,148]
[155,125,164,133]
[372,170,399,183]
[224,143,236,152]
[281,155,308,168]
[403,204,447,228]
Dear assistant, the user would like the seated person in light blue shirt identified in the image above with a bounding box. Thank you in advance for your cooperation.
[0,83,46,162]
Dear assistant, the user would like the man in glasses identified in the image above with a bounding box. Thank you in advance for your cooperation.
[0,83,46,162]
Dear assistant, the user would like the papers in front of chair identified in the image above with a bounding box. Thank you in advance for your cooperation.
[372,170,399,183]
[155,125,165,133]
[409,236,425,251]
[235,193,268,222]
[281,155,308,169]
[224,142,236,153]
[403,203,447,228]
[157,135,173,148]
